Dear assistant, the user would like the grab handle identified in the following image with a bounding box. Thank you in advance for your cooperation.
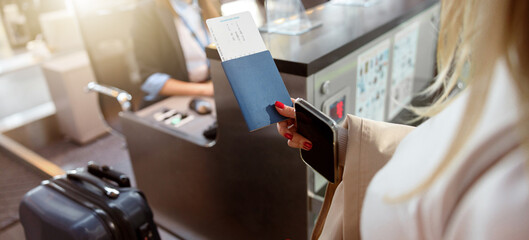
[67,172,120,199]
[87,162,131,188]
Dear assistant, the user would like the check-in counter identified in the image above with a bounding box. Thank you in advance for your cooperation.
[209,0,439,123]
[121,0,439,239]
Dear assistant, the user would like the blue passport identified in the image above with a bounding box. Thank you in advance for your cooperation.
[221,50,292,131]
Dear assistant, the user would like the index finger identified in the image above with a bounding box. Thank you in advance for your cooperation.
[275,98,296,118]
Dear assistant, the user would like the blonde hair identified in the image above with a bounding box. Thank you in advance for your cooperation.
[395,0,529,200]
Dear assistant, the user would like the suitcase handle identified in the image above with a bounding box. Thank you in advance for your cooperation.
[87,162,131,188]
[67,172,120,199]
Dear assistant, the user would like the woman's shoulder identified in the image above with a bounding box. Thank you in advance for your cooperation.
[361,59,524,239]
[444,146,529,239]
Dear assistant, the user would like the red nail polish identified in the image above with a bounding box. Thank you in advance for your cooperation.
[284,133,293,140]
[303,142,312,149]
[275,101,285,109]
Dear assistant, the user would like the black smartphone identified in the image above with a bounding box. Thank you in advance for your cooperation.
[294,98,338,183]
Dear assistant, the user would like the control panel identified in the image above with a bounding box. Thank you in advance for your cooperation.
[311,4,439,124]
[322,88,349,124]
[152,109,195,129]
[133,97,217,147]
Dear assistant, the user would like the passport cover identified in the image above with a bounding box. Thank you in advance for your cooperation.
[221,50,292,131]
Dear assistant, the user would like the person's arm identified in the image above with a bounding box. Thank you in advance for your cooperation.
[142,72,214,100]
[320,115,414,240]
[274,99,413,175]
[159,79,213,96]
[275,99,414,239]
[342,114,414,173]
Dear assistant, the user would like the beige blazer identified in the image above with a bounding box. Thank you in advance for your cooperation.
[313,60,527,239]
[312,115,414,239]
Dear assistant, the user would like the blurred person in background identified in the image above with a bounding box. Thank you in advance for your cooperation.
[132,0,220,106]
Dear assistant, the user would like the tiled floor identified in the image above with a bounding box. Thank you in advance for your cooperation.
[1,220,179,240]
[0,150,43,229]
[34,132,136,186]
[0,148,45,240]
[0,221,24,240]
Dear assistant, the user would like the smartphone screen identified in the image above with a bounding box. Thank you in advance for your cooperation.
[295,99,337,183]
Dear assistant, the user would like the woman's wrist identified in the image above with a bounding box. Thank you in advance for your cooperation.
[199,81,214,96]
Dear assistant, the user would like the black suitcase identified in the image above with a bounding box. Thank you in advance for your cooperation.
[19,162,161,240]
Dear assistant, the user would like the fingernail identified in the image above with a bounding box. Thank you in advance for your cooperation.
[275,101,285,109]
[284,133,293,140]
[303,142,312,150]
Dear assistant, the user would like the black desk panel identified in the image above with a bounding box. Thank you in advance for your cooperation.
[206,0,438,76]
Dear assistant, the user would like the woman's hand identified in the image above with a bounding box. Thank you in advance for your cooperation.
[275,99,312,151]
